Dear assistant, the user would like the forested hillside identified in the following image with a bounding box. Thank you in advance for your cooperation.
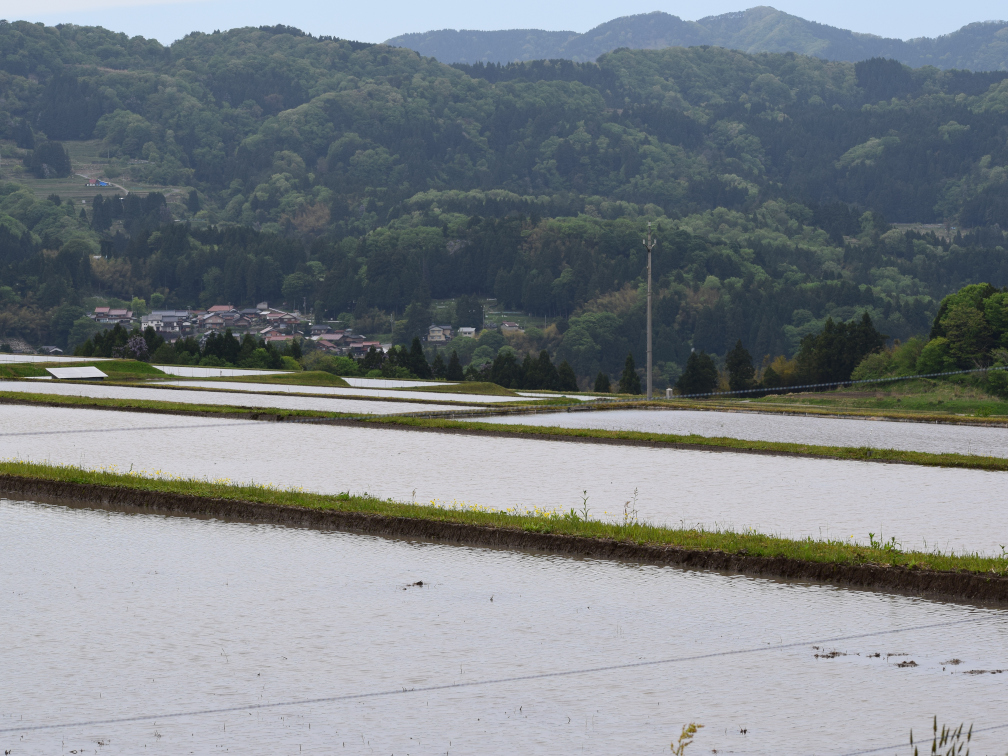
[387,8,1008,70]
[2,22,1008,387]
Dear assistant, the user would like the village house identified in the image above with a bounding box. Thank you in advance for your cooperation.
[501,321,524,334]
[456,326,477,339]
[140,310,193,334]
[427,324,453,343]
[91,306,135,325]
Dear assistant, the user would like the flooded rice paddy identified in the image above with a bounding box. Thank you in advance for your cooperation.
[2,499,1006,755]
[0,380,457,415]
[2,404,1006,555]
[153,365,289,378]
[162,379,539,403]
[484,407,1008,458]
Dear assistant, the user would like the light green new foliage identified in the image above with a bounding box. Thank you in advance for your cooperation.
[671,723,703,754]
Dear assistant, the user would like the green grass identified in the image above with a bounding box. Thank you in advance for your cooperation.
[2,458,1005,576]
[90,360,167,380]
[0,363,50,379]
[0,359,165,381]
[404,381,518,396]
[747,379,1008,420]
[220,371,351,387]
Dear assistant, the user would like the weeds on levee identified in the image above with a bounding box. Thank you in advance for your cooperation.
[671,723,702,754]
[2,459,1008,577]
[911,717,972,756]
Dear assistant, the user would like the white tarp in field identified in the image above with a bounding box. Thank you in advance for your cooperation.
[45,367,108,380]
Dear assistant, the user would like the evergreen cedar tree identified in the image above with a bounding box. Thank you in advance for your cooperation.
[409,336,433,379]
[431,351,446,379]
[446,350,464,381]
[725,340,756,392]
[618,353,641,394]
[28,141,72,179]
[594,371,611,393]
[676,351,719,396]
[557,360,578,391]
[361,345,383,371]
[453,295,483,329]
[793,313,885,384]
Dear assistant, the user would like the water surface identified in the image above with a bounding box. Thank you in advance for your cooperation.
[2,404,1005,555]
[483,407,1008,458]
[2,500,1005,755]
[165,379,534,403]
[154,365,288,378]
[0,380,454,415]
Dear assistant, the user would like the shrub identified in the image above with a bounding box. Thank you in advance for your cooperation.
[851,350,893,380]
[302,353,360,376]
[916,337,956,374]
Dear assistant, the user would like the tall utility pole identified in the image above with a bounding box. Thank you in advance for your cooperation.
[641,223,657,399]
[643,222,656,399]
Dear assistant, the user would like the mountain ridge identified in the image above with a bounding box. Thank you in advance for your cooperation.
[385,6,1008,71]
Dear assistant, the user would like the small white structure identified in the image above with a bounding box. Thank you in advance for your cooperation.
[46,366,107,380]
[457,326,477,339]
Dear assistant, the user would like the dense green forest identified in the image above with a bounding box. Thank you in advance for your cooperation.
[2,22,1008,387]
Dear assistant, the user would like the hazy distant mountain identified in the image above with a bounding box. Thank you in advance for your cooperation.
[386,6,1008,71]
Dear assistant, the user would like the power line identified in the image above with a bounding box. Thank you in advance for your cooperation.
[0,617,988,736]
[667,364,1008,401]
[834,722,1008,756]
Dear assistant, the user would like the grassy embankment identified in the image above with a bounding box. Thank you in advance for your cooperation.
[0,360,166,381]
[220,371,351,387]
[3,388,1008,472]
[402,381,518,396]
[747,379,1008,420]
[2,458,1005,576]
[213,375,517,396]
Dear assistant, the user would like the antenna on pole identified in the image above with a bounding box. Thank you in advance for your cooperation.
[643,222,656,399]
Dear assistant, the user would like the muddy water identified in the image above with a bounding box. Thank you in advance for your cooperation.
[1,500,1005,755]
[0,380,456,415]
[1,404,1006,556]
[484,408,1008,458]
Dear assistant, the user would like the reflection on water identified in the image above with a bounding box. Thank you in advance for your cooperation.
[163,379,531,403]
[0,380,453,415]
[484,408,1008,458]
[1,404,1006,555]
[154,365,289,378]
[1,500,1005,755]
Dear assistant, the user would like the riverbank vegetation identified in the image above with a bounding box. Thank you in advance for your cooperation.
[1,458,1005,577]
